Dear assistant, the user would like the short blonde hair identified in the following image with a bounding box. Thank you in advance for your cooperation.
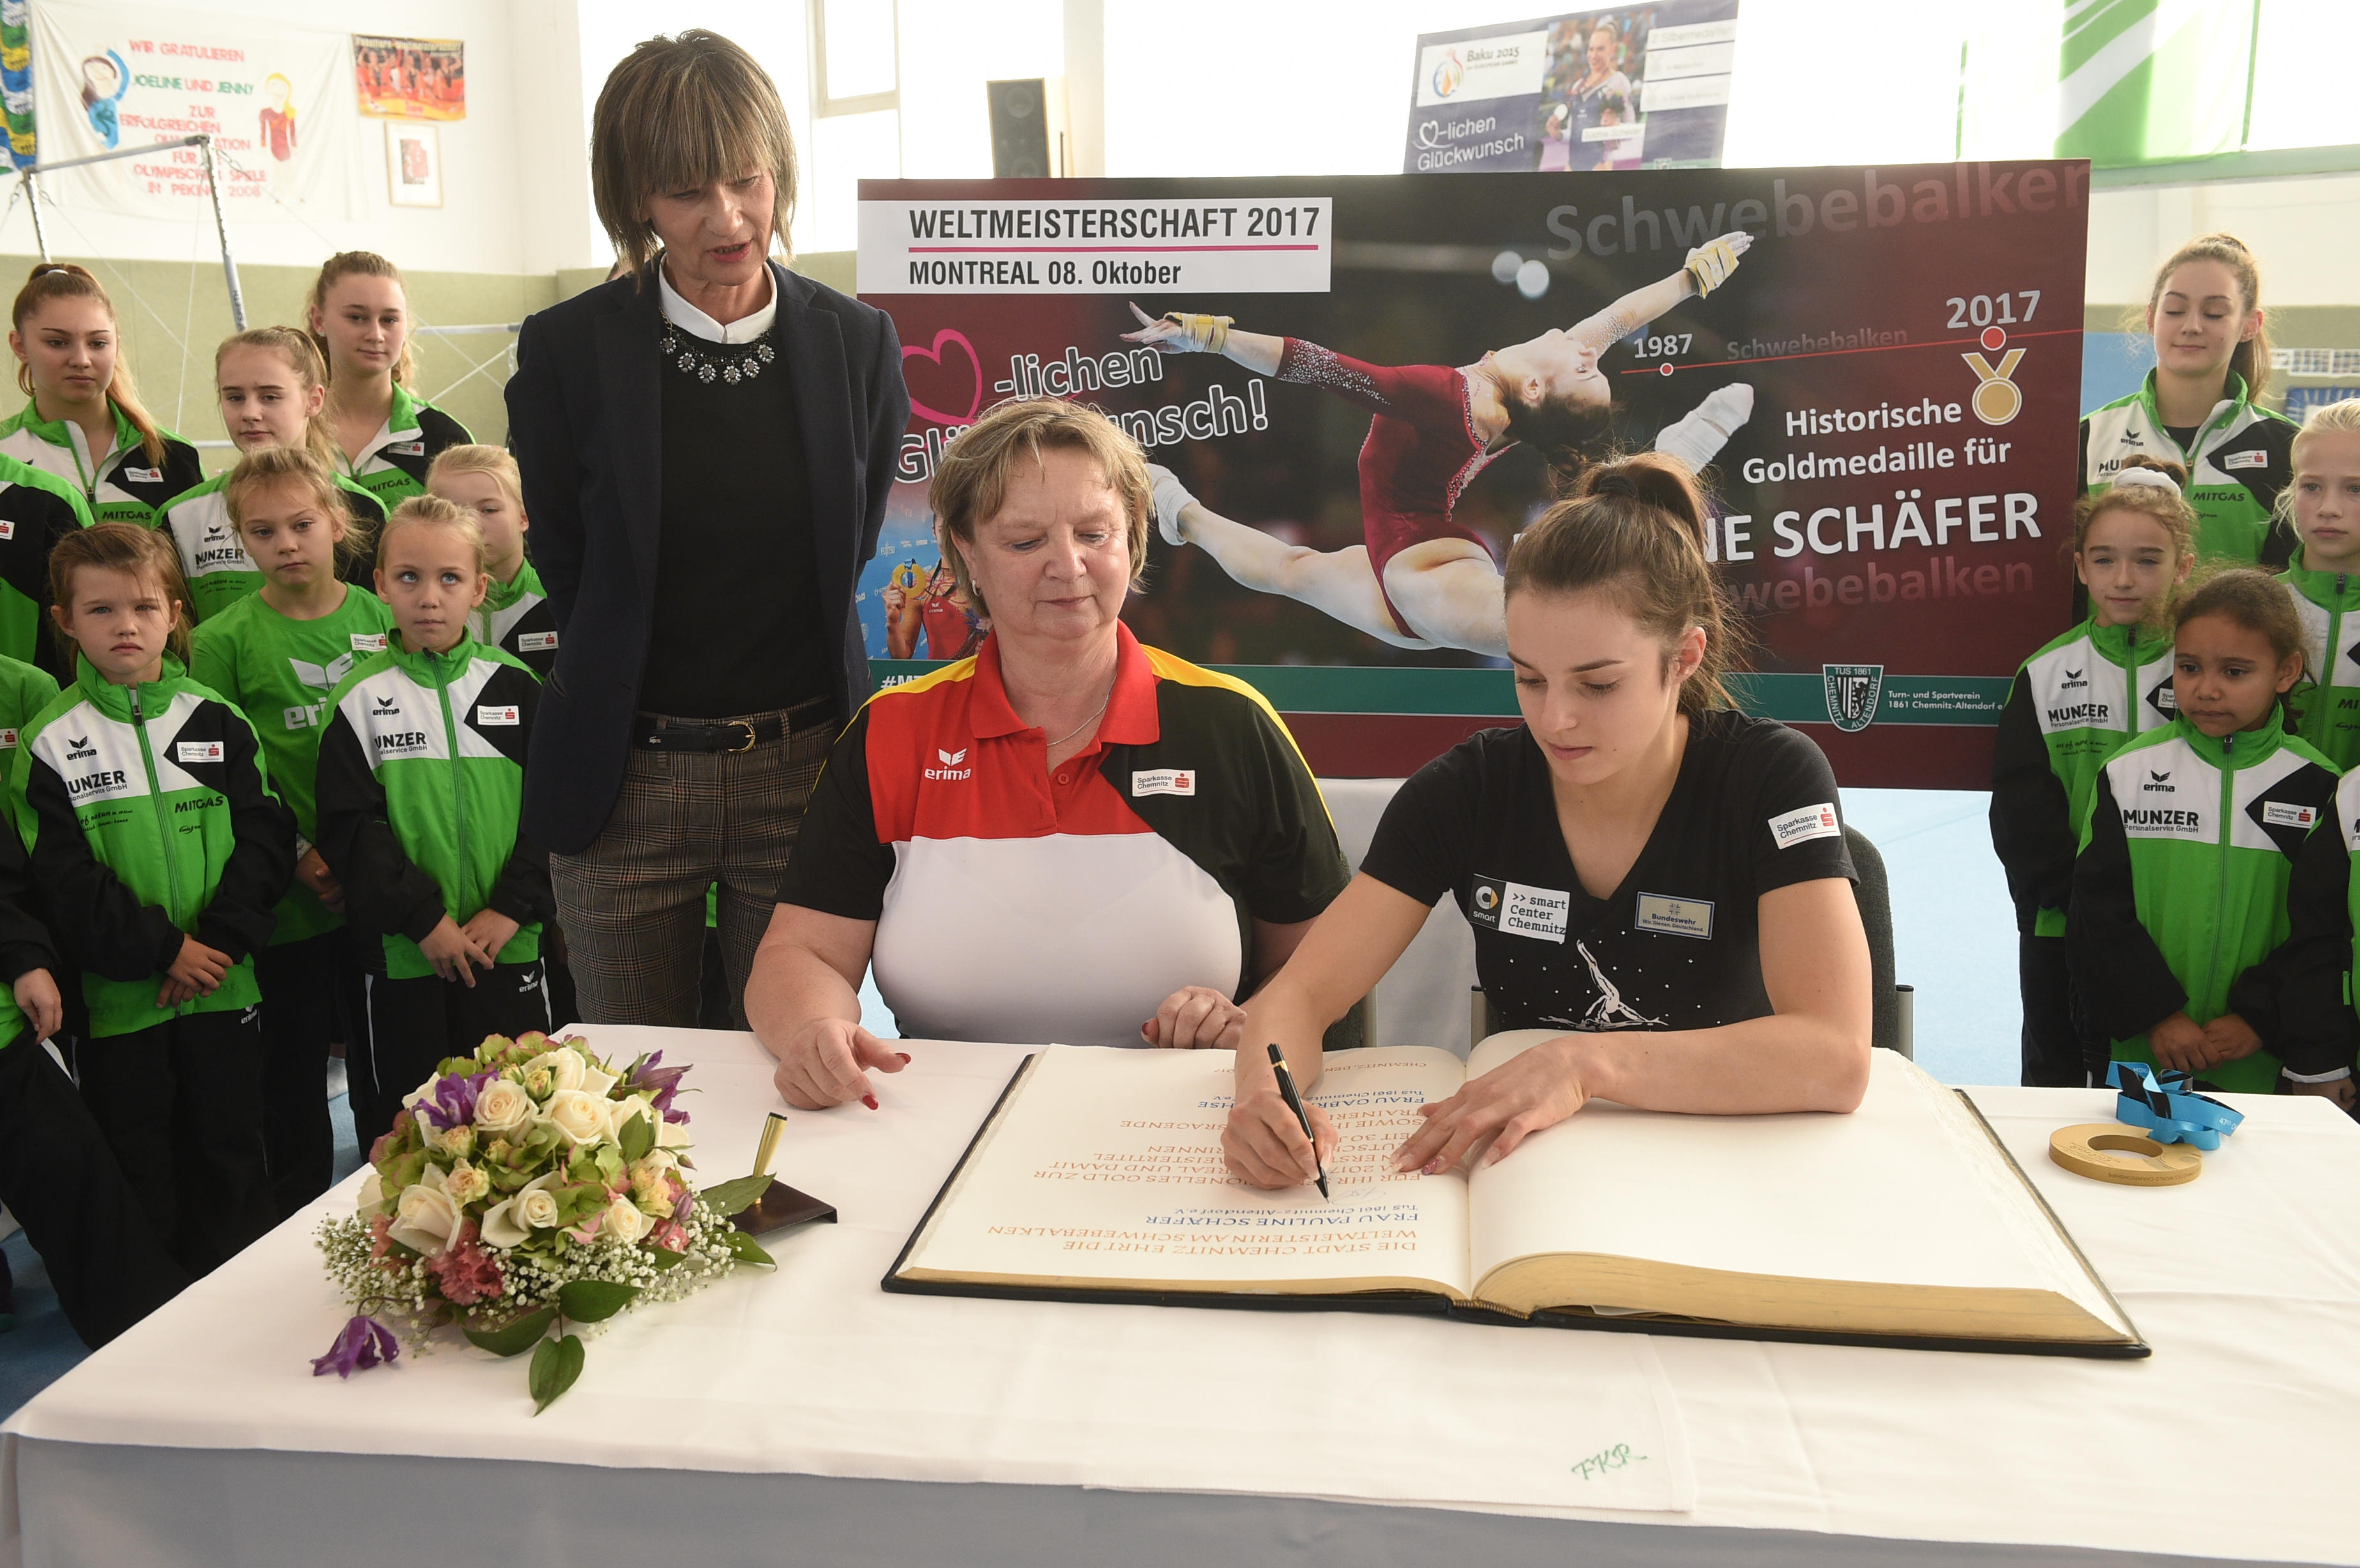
[222,444,368,568]
[591,31,798,280]
[379,494,486,576]
[427,444,524,511]
[928,398,1152,617]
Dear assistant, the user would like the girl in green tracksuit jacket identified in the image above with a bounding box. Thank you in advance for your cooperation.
[15,524,294,1275]
[315,495,550,1116]
[2078,235,2296,570]
[2070,569,2340,1097]
[2276,398,2360,773]
[190,445,394,1209]
[0,265,203,525]
[157,328,387,626]
[305,253,471,513]
[1991,458,2193,1087]
[427,444,558,678]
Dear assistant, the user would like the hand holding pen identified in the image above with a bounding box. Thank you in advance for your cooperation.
[1220,1040,1340,1191]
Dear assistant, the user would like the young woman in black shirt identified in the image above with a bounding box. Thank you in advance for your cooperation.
[1224,455,1874,1189]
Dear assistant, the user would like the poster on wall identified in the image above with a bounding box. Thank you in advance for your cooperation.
[1407,4,1740,175]
[858,166,2087,788]
[27,0,361,222]
[352,34,464,122]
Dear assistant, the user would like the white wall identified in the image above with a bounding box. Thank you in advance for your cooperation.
[1,0,549,273]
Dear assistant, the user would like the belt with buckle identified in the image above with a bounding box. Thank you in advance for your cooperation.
[632,711,805,753]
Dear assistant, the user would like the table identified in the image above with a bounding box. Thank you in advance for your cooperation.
[4,1027,2356,1568]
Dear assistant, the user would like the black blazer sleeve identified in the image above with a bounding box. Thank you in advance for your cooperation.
[506,311,583,633]
[1988,671,2076,930]
[2068,765,2188,1041]
[192,705,296,965]
[315,707,448,945]
[860,306,909,571]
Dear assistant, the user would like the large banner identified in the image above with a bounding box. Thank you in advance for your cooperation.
[29,0,361,222]
[858,166,2088,788]
[1407,4,1739,175]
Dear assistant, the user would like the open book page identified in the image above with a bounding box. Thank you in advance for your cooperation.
[1458,1034,2133,1340]
[896,1044,1478,1299]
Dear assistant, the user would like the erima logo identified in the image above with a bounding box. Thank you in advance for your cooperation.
[2142,770,2174,793]
[924,745,971,781]
[63,735,93,761]
[371,691,400,716]
[938,748,967,766]
[289,654,355,691]
[2061,668,2086,688]
[283,703,324,731]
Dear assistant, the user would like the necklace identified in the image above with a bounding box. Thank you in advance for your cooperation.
[657,318,778,386]
[1047,694,1111,749]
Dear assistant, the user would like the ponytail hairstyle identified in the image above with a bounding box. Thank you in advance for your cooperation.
[221,444,368,570]
[379,493,487,577]
[215,325,339,472]
[2073,453,2195,557]
[10,263,166,466]
[2276,396,2360,540]
[1503,451,1749,716]
[48,520,193,668]
[2135,233,2271,399]
[2173,565,2306,716]
[1501,393,1615,499]
[306,251,417,387]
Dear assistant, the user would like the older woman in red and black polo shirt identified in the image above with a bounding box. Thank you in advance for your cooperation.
[748,398,1352,1110]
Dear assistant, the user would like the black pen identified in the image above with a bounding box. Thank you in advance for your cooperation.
[1265,1043,1329,1198]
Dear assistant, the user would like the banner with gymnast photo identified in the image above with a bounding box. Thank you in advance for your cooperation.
[856,165,2089,787]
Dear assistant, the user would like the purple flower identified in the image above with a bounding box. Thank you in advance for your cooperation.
[416,1069,494,1133]
[628,1051,693,1126]
[311,1315,399,1378]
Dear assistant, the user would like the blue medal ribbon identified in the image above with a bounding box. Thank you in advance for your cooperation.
[2107,1060,2244,1150]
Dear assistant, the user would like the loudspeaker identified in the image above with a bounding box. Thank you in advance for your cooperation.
[987,77,1069,178]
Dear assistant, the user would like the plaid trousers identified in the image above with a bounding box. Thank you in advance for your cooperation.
[550,711,833,1030]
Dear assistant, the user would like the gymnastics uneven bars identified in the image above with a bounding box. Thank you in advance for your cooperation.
[12,133,246,329]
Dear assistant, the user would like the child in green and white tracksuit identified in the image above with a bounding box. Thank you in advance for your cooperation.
[190,446,395,1207]
[315,497,549,1110]
[2277,400,2360,771]
[2071,569,2338,1096]
[17,525,294,1275]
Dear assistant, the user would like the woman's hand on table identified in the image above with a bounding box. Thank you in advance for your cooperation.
[773,1016,909,1111]
[1140,986,1246,1050]
[1393,1037,1593,1175]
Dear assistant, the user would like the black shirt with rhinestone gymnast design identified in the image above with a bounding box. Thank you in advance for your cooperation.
[1359,713,1856,1035]
[639,323,833,719]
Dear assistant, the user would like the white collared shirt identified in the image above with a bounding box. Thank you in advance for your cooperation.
[657,260,777,344]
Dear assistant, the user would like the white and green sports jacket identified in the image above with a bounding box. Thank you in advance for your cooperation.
[2079,371,2296,566]
[2069,707,2338,1094]
[335,384,471,513]
[156,469,390,624]
[0,404,202,527]
[2280,555,2360,774]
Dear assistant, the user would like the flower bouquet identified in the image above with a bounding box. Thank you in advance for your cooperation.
[315,1032,776,1412]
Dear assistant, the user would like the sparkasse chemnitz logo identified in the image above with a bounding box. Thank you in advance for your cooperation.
[1822,664,1883,733]
[2142,770,2174,793]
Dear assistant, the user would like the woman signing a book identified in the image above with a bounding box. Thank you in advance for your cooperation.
[750,397,1354,1107]
[1223,453,1875,1189]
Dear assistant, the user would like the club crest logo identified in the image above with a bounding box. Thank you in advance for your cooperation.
[1822,664,1884,732]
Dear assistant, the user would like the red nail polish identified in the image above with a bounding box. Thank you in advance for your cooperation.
[896,1052,911,1063]
[861,1093,880,1110]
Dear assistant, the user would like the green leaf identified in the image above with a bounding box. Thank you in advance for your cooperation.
[529,1332,586,1415]
[644,1244,686,1271]
[556,1278,641,1323]
[463,1304,557,1358]
[700,1173,775,1218]
[618,1111,654,1163]
[720,1228,775,1268]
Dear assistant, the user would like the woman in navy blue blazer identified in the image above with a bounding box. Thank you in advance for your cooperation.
[505,29,909,1029]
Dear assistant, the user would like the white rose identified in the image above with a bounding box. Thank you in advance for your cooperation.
[387,1169,461,1257]
[626,1149,676,1194]
[478,1197,529,1249]
[430,1122,476,1160]
[578,1060,619,1099]
[356,1168,384,1216]
[656,1116,691,1149]
[473,1079,533,1138]
[610,1094,656,1144]
[602,1195,652,1246]
[442,1163,491,1206]
[541,1089,612,1146]
[511,1173,563,1233]
[526,1049,586,1094]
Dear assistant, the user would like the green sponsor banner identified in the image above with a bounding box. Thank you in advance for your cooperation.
[872,661,2011,727]
[2055,0,2257,168]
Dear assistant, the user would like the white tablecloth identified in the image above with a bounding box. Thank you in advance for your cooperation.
[4,1027,2356,1568]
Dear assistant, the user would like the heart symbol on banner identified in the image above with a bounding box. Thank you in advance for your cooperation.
[902,328,984,426]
